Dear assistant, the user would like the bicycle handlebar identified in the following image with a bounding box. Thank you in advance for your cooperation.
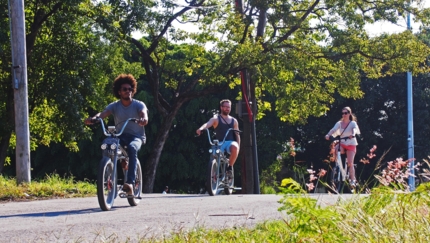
[204,128,241,146]
[329,135,355,142]
[91,117,138,137]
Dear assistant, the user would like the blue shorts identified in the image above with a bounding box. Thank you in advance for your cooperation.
[220,141,234,154]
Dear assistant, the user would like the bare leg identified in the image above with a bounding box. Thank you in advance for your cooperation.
[229,142,240,167]
[346,150,356,181]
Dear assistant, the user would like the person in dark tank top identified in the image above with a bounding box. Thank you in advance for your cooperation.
[196,99,241,179]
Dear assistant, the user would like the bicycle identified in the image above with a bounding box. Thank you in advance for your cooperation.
[329,135,356,193]
[203,128,241,196]
[90,117,143,211]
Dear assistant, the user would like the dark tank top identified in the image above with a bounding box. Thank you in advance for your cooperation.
[215,115,235,141]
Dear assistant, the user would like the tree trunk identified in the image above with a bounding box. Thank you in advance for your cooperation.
[141,104,182,193]
[0,133,12,174]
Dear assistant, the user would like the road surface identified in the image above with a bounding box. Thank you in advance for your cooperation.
[0,193,354,242]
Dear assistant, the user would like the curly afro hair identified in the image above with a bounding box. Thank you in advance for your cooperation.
[112,74,138,99]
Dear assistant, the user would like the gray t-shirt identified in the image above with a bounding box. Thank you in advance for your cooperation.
[106,99,146,140]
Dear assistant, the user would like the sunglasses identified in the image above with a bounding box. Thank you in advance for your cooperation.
[342,112,349,115]
[121,87,133,92]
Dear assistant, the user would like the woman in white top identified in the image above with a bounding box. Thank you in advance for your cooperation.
[325,107,360,185]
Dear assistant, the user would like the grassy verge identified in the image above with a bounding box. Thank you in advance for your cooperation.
[0,173,96,201]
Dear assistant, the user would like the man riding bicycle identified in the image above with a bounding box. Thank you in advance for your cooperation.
[196,99,241,179]
[84,74,148,196]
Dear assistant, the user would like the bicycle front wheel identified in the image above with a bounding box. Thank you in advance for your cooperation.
[207,157,219,196]
[127,159,142,206]
[331,165,343,193]
[97,157,116,211]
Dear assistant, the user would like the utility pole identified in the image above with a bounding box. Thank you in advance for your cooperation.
[406,10,415,191]
[234,0,260,194]
[8,0,31,183]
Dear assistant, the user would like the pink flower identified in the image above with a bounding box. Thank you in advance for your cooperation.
[309,174,317,182]
[307,169,315,174]
[306,183,315,191]
[318,169,327,177]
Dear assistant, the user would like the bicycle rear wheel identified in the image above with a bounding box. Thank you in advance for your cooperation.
[224,164,234,195]
[97,157,116,211]
[127,159,142,206]
[207,157,219,196]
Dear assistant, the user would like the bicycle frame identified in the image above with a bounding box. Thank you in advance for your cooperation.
[335,145,347,182]
[330,135,354,193]
[93,117,142,210]
[204,128,240,196]
[97,117,135,193]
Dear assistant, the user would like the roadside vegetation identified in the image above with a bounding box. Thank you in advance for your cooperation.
[2,152,430,242]
[0,173,96,201]
[156,185,430,243]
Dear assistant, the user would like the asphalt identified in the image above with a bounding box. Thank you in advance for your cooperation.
[0,193,357,242]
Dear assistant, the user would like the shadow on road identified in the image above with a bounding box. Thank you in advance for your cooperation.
[0,205,131,218]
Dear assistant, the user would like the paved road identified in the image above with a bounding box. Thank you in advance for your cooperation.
[0,193,354,242]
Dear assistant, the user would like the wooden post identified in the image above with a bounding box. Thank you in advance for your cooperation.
[9,0,31,183]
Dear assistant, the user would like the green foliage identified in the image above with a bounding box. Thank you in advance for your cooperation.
[259,158,283,194]
[278,195,347,242]
[2,0,430,194]
[260,136,309,194]
[279,178,307,194]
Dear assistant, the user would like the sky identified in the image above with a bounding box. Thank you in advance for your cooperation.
[364,1,429,37]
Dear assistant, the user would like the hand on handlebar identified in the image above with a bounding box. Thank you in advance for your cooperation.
[196,129,203,136]
[137,118,148,126]
[327,135,355,142]
[84,117,99,125]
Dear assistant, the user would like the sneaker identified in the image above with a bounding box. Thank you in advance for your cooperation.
[350,180,357,188]
[123,183,134,196]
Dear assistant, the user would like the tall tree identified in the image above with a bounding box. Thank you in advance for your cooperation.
[90,0,430,192]
[0,0,144,174]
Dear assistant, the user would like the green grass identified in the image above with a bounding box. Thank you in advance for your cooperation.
[0,173,96,201]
